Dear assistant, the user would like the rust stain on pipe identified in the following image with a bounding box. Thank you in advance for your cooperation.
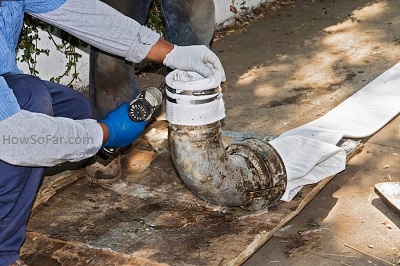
[168,121,287,210]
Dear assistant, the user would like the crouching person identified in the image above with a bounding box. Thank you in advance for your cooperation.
[0,0,225,265]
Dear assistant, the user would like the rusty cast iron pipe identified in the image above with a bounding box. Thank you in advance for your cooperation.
[165,70,287,210]
[168,121,287,210]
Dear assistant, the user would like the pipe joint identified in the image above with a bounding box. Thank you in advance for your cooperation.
[226,139,286,210]
[166,70,287,210]
[169,122,287,210]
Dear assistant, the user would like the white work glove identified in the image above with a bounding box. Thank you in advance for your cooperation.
[163,45,226,82]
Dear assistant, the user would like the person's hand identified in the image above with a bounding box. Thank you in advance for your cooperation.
[163,45,226,81]
[98,102,147,148]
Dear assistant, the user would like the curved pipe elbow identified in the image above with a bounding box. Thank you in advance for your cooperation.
[168,122,287,210]
[165,70,287,210]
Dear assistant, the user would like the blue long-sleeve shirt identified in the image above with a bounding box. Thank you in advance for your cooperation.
[0,0,66,120]
[0,0,160,166]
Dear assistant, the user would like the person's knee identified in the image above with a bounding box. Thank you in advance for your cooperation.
[5,75,53,116]
[53,88,93,120]
[74,94,92,120]
[160,0,215,46]
[89,51,138,118]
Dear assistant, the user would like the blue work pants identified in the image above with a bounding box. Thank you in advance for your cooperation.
[0,74,92,265]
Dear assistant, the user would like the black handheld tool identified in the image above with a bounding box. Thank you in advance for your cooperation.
[128,87,163,122]
[97,87,163,160]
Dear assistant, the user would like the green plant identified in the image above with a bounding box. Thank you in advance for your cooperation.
[146,0,164,35]
[240,0,249,12]
[17,15,87,88]
[17,16,50,77]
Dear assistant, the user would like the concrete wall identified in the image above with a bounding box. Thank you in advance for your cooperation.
[17,0,272,89]
[215,0,272,28]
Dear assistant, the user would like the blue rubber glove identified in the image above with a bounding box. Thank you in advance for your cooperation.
[99,102,147,148]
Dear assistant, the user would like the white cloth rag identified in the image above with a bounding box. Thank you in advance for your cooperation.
[273,61,400,201]
[165,70,226,126]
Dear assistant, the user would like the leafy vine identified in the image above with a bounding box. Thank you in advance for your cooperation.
[17,15,87,88]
